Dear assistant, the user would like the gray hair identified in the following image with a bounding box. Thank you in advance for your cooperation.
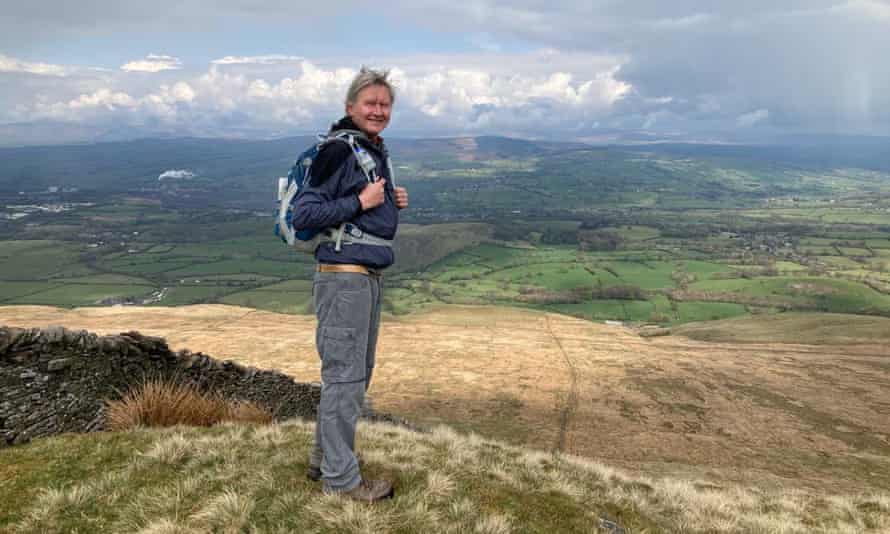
[345,67,396,105]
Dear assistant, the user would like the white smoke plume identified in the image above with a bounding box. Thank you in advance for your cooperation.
[158,169,196,180]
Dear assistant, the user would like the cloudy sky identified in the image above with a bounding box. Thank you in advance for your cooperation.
[1,1,888,143]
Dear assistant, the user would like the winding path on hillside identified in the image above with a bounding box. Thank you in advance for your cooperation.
[545,314,578,455]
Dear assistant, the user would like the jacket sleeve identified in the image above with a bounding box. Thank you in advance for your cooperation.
[291,156,362,231]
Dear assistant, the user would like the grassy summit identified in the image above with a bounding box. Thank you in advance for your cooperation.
[2,420,888,533]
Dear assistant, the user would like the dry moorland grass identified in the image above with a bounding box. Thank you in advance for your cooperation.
[106,379,273,430]
[1,304,888,495]
[2,419,889,533]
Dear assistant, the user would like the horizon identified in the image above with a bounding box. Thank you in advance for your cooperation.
[4,126,890,151]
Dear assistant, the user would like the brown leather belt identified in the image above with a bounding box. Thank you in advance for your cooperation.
[317,264,370,275]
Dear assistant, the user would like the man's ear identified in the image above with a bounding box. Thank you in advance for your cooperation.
[345,101,354,116]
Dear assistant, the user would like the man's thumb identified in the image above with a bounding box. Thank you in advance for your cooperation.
[378,178,387,186]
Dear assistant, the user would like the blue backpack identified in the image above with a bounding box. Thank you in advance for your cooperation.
[274,130,392,253]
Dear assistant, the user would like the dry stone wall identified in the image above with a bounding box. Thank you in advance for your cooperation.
[0,325,322,446]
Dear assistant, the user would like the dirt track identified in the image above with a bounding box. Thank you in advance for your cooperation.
[2,304,888,492]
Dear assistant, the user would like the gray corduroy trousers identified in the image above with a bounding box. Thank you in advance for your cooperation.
[309,270,381,492]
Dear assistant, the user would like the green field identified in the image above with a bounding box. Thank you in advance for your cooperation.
[5,284,154,306]
[0,241,89,280]
[0,281,63,303]
[157,286,237,306]
[220,288,313,314]
[4,217,890,326]
[599,261,676,289]
[3,140,890,327]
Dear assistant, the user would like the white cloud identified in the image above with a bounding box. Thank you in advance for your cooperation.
[158,169,195,180]
[168,81,196,102]
[736,108,770,127]
[139,82,197,120]
[242,61,355,104]
[390,62,630,132]
[68,89,137,110]
[0,53,68,76]
[212,55,302,65]
[26,82,199,124]
[121,54,182,73]
[5,54,636,139]
[645,13,715,30]
[842,0,890,22]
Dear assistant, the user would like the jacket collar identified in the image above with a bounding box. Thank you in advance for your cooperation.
[329,116,385,152]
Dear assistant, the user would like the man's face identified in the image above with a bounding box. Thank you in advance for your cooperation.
[346,84,392,138]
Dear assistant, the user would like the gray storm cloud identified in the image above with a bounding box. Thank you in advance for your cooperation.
[380,0,889,135]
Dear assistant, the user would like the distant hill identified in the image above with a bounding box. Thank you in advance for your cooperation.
[4,133,888,213]
[622,136,890,172]
[0,135,566,194]
[0,136,314,194]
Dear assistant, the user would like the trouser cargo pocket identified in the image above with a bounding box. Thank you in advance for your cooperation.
[319,326,362,383]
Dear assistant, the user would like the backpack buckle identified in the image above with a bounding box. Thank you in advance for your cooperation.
[344,223,364,239]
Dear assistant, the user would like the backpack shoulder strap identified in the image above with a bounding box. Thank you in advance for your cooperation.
[324,132,376,183]
[306,136,354,187]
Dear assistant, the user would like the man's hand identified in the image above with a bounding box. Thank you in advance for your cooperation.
[394,186,409,209]
[359,179,387,211]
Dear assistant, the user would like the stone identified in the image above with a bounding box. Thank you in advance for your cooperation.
[62,329,78,344]
[19,370,37,380]
[43,326,66,344]
[2,325,334,447]
[0,328,22,354]
[47,358,71,372]
[9,331,32,351]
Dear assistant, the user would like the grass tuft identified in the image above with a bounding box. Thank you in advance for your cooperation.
[425,470,456,502]
[190,489,255,534]
[475,513,513,534]
[105,378,273,430]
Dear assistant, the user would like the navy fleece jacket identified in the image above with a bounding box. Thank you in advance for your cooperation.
[290,117,399,269]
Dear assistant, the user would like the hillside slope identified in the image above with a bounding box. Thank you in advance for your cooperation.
[2,420,888,533]
[0,304,888,495]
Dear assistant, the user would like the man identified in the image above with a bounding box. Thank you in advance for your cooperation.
[292,67,408,503]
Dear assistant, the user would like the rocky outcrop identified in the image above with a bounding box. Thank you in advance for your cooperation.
[0,326,322,446]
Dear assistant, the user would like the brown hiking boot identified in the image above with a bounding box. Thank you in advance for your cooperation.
[325,479,394,503]
[307,453,363,482]
[306,464,322,481]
